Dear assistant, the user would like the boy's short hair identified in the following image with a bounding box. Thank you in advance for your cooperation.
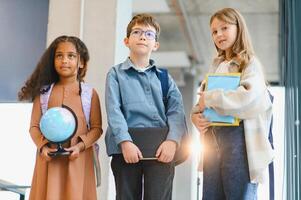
[126,13,160,40]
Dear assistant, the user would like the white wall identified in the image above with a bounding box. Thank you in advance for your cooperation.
[0,103,34,199]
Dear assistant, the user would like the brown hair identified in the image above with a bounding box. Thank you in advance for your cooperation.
[18,35,89,101]
[210,8,254,72]
[126,13,160,41]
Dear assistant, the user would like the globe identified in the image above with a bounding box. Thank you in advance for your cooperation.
[40,106,77,143]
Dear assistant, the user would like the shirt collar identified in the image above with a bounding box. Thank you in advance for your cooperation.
[121,57,161,72]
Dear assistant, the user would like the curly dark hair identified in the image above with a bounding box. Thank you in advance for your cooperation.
[18,35,89,101]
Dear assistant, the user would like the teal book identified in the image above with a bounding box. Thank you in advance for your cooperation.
[203,73,241,126]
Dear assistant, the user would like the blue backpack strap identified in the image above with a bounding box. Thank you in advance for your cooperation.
[156,68,169,109]
[156,68,189,165]
[268,90,274,200]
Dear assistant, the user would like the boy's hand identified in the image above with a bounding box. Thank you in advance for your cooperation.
[65,142,85,161]
[120,141,143,163]
[40,145,57,161]
[156,140,177,163]
[191,112,210,134]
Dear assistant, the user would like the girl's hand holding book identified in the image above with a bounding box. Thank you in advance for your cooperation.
[197,92,206,112]
[191,113,210,134]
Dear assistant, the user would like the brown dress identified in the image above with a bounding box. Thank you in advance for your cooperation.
[29,82,102,200]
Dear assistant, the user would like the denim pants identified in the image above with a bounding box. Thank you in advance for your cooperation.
[202,122,258,200]
[111,154,175,200]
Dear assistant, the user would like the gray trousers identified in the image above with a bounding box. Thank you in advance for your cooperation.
[111,154,175,200]
[202,122,258,200]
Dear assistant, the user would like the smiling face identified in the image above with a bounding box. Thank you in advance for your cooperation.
[124,24,160,57]
[210,17,238,59]
[54,41,81,81]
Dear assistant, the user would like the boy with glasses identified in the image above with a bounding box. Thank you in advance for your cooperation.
[105,13,187,200]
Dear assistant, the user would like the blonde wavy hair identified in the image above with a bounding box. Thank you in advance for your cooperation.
[210,8,254,72]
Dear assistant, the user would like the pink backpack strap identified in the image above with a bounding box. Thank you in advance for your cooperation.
[40,82,101,187]
[40,83,54,114]
[80,82,93,128]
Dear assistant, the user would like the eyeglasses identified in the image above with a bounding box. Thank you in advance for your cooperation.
[130,29,157,40]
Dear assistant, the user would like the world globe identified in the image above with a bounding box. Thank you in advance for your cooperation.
[40,106,77,143]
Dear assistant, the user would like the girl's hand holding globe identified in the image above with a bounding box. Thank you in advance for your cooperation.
[41,145,57,161]
[39,106,78,157]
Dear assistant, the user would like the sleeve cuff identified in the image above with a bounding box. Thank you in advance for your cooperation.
[78,135,87,150]
[114,132,133,146]
[191,105,201,114]
[37,140,49,152]
[166,134,182,146]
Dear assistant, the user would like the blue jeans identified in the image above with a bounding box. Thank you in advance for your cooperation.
[202,122,258,200]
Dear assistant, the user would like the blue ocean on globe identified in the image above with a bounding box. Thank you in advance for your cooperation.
[40,107,76,143]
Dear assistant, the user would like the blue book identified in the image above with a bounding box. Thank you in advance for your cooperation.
[203,73,241,126]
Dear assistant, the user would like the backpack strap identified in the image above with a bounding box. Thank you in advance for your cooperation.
[80,82,101,187]
[80,83,101,187]
[40,83,54,114]
[40,82,93,127]
[80,82,93,129]
[267,90,274,200]
[156,68,169,110]
[39,82,101,187]
[156,68,189,165]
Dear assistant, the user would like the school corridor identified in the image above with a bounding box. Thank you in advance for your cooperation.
[0,0,300,200]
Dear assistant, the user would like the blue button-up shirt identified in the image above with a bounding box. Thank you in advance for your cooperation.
[105,58,187,156]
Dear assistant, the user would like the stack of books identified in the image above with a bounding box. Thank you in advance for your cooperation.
[203,73,241,126]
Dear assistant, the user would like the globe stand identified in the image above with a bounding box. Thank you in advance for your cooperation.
[48,143,70,157]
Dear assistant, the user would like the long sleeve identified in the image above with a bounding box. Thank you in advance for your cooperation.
[29,96,49,151]
[105,59,188,155]
[204,58,272,119]
[190,80,206,115]
[79,89,102,149]
[165,75,187,144]
[105,69,132,145]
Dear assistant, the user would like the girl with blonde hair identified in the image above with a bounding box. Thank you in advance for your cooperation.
[191,8,274,199]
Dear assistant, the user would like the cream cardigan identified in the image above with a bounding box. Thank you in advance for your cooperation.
[193,57,274,183]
